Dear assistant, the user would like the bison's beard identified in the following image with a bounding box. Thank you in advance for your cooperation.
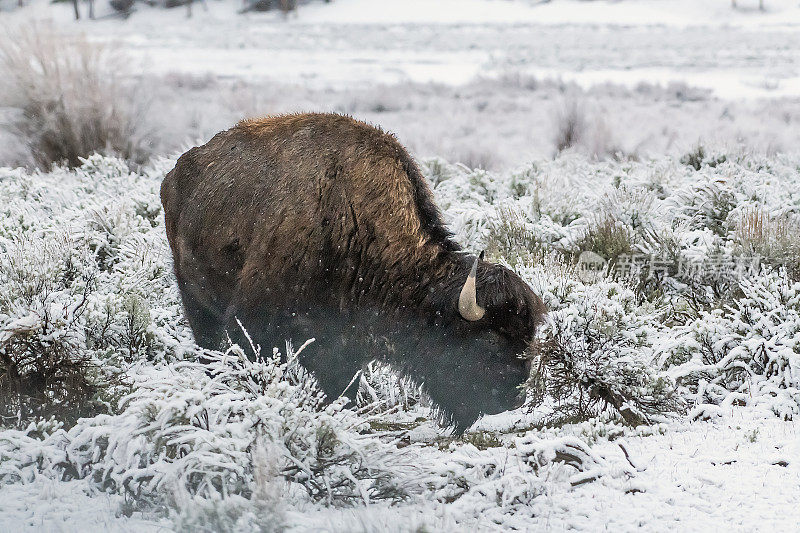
[224,304,529,434]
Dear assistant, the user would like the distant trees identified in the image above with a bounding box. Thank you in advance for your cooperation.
[32,0,328,20]
[731,0,765,10]
[239,0,297,14]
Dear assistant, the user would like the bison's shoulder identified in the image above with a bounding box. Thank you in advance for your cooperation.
[237,112,389,142]
[237,113,420,164]
[235,113,460,252]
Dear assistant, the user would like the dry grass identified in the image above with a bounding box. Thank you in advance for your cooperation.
[551,98,627,160]
[485,206,545,267]
[0,22,151,168]
[576,216,633,263]
[552,98,587,154]
[735,208,800,279]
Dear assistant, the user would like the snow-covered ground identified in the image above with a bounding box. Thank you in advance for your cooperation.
[10,0,797,94]
[2,149,800,532]
[4,409,797,531]
[26,0,800,98]
[1,1,800,531]
[3,0,800,168]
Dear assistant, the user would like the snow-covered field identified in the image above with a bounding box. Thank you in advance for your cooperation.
[1,1,800,531]
[3,0,800,168]
[2,151,799,531]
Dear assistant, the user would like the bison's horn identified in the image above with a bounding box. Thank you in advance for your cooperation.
[458,253,486,321]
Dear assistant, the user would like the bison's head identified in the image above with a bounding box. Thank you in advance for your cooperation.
[424,252,546,432]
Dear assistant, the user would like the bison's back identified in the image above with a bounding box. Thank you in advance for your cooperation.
[161,113,457,319]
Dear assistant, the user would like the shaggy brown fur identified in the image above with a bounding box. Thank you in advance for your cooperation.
[161,113,546,431]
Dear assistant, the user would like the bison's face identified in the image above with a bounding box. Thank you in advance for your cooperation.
[457,252,545,350]
[439,325,533,433]
[439,254,546,430]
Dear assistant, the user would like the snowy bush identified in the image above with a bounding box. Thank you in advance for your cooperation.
[0,333,626,529]
[663,269,800,419]
[424,152,800,426]
[529,277,684,426]
[356,361,428,416]
[0,23,151,168]
[734,208,800,280]
[0,235,106,425]
[0,156,189,428]
[0,341,429,518]
[506,250,685,427]
[575,215,634,264]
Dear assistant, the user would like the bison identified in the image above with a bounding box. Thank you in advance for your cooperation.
[161,113,546,431]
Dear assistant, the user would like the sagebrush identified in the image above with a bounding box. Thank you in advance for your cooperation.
[0,23,151,168]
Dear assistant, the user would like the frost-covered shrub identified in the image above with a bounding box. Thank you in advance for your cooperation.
[575,215,633,264]
[419,154,800,426]
[527,273,683,426]
[484,206,546,268]
[356,360,427,415]
[670,176,737,238]
[0,235,105,425]
[0,342,426,518]
[734,208,800,280]
[0,157,190,428]
[0,339,622,529]
[663,269,800,419]
[679,145,728,171]
[0,23,151,168]
[427,149,800,300]
[421,433,629,528]
[91,344,420,506]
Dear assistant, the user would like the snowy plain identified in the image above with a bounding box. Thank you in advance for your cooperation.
[1,0,800,531]
[4,0,800,168]
[2,149,800,532]
[4,414,797,532]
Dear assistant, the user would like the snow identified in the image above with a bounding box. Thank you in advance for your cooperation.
[544,411,800,531]
[6,0,800,100]
[5,0,800,170]
[101,17,800,100]
[2,150,800,531]
[0,480,168,532]
[2,411,797,531]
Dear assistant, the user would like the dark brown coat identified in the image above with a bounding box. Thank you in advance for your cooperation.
[161,113,546,431]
